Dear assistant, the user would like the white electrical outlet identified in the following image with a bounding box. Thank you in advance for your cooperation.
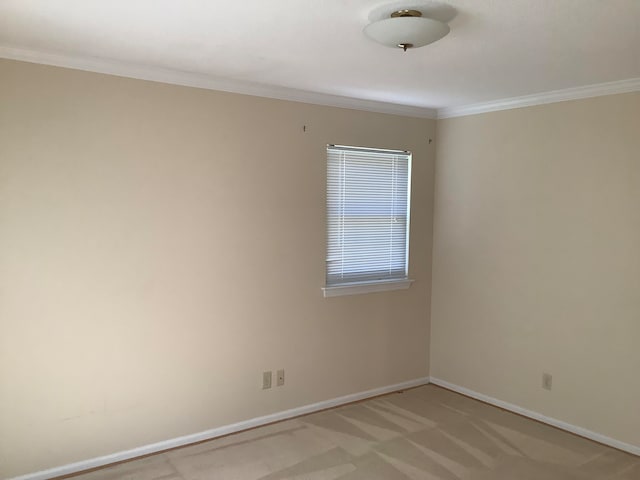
[277,369,285,386]
[263,371,272,389]
[542,373,553,391]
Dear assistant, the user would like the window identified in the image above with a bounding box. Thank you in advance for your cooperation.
[323,144,413,297]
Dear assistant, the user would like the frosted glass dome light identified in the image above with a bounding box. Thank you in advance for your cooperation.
[364,9,450,51]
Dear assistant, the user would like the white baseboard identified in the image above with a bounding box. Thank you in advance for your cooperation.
[429,377,640,457]
[8,376,430,480]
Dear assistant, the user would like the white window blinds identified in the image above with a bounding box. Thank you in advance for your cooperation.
[326,145,411,286]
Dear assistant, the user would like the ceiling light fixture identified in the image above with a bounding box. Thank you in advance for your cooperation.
[364,9,450,52]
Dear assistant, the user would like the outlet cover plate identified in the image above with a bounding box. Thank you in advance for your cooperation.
[263,371,272,389]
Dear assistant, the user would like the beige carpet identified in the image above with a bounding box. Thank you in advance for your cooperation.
[69,385,639,480]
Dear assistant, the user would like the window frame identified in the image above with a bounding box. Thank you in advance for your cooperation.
[323,144,414,298]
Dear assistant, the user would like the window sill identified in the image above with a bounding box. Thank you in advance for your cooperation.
[322,279,414,298]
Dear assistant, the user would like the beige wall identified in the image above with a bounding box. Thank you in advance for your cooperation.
[431,92,640,447]
[0,59,435,478]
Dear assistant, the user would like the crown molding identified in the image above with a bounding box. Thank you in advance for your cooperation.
[0,45,438,119]
[437,77,640,119]
[2,45,637,122]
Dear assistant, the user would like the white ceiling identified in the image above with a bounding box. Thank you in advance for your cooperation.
[1,0,639,115]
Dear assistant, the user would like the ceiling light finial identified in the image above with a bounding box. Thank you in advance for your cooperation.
[364,7,450,51]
